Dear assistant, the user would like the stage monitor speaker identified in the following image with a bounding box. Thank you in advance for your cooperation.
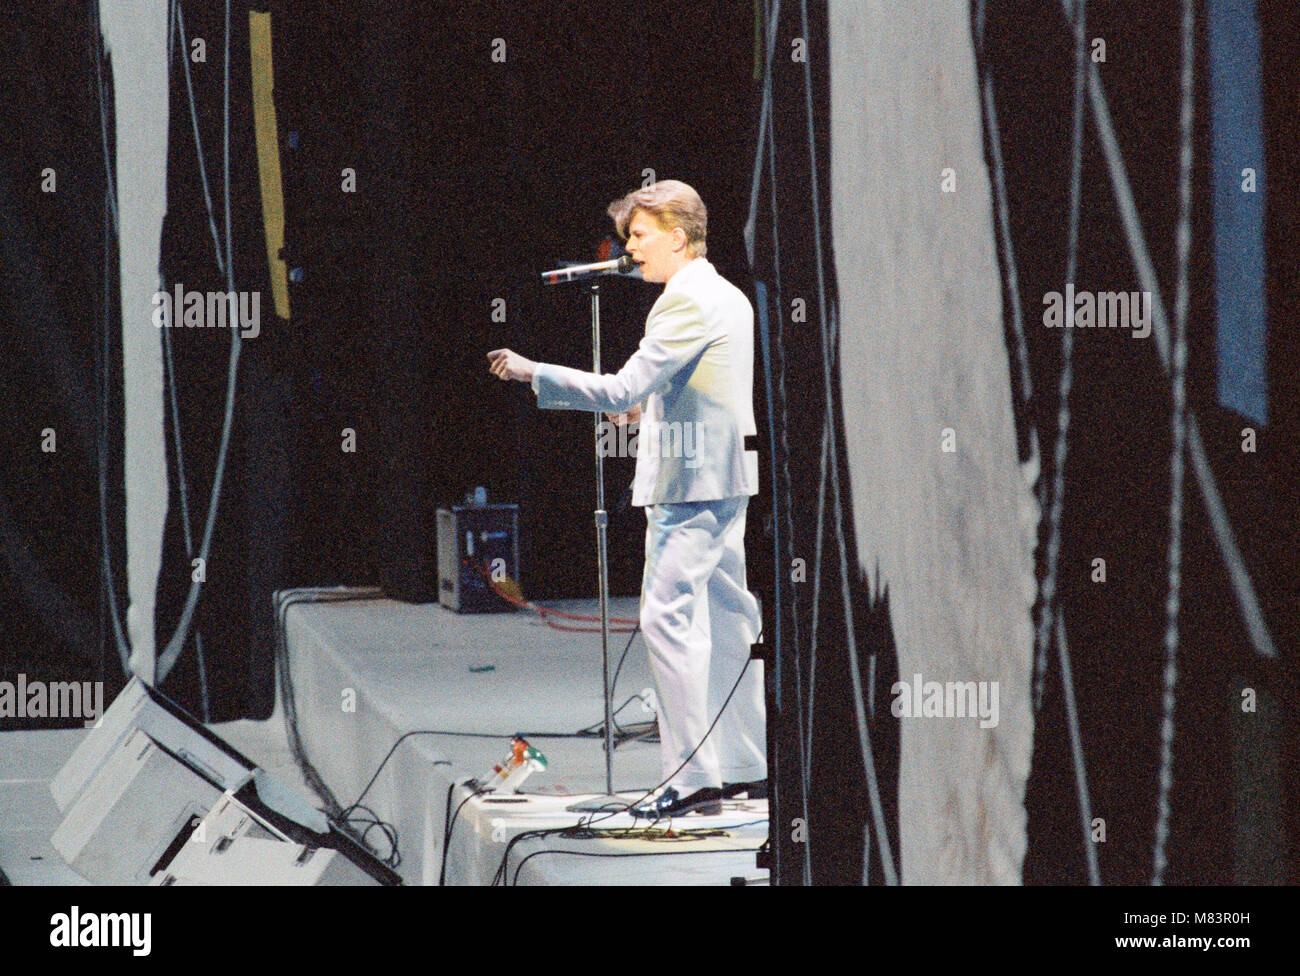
[49,678,401,886]
[152,792,378,886]
[52,677,252,814]
[51,728,223,885]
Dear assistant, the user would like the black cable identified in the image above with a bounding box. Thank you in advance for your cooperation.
[491,827,566,886]
[346,727,596,817]
[572,626,658,745]
[490,645,762,883]
[609,622,640,700]
[606,647,759,828]
[278,590,617,818]
[595,626,644,739]
[276,589,384,820]
[575,692,656,742]
[275,588,640,875]
[439,780,488,886]
[555,819,770,844]
[339,803,400,869]
[338,725,584,870]
[347,730,479,815]
[278,589,764,881]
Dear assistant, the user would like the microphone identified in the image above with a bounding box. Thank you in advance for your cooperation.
[540,254,638,286]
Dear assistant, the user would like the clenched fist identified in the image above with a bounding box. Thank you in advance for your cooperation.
[487,348,536,383]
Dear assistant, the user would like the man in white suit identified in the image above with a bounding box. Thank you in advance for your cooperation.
[487,180,765,816]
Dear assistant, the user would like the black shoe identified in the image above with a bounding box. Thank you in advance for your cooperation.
[631,786,724,818]
[722,779,768,800]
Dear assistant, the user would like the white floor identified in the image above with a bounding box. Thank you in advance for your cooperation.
[0,727,87,885]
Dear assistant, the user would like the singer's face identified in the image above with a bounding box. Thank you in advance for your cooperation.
[625,210,685,283]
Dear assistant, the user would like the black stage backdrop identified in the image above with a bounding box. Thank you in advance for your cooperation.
[988,0,1298,886]
[1,0,1295,885]
[750,0,1298,884]
[1,3,129,727]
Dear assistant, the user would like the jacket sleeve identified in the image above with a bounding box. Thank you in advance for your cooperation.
[531,290,711,413]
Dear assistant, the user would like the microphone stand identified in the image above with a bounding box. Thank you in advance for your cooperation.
[567,280,628,814]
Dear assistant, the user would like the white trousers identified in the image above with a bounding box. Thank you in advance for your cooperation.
[639,495,766,791]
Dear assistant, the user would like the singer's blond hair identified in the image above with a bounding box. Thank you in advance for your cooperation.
[607,179,707,258]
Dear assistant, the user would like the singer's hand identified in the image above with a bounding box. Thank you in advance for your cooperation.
[487,348,536,383]
[604,403,642,425]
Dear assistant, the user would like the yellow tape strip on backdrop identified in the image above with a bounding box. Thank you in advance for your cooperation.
[249,10,289,320]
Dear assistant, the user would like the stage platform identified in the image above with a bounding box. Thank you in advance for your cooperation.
[278,588,769,885]
[0,588,768,886]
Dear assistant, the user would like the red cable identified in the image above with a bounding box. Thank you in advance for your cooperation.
[465,558,639,632]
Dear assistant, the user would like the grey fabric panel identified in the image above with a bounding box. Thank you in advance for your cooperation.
[100,1,170,679]
[829,0,1039,884]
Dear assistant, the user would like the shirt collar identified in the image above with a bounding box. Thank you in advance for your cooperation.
[663,256,712,293]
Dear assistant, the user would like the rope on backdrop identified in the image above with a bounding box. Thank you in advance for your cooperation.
[155,0,245,688]
[745,0,1275,886]
[1152,0,1196,888]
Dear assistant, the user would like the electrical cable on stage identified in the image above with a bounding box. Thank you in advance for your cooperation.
[473,564,764,810]
[377,670,759,883]
[593,640,759,826]
[474,557,654,738]
[277,589,385,821]
[277,588,662,873]
[470,559,638,632]
[439,780,489,886]
[278,593,762,878]
[574,692,657,746]
[608,619,640,695]
[505,820,771,887]
[338,803,400,869]
[338,725,603,869]
[483,646,763,885]
[575,625,656,742]
[346,727,589,816]
[507,836,770,887]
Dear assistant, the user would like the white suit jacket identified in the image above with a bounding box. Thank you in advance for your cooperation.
[531,257,760,506]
